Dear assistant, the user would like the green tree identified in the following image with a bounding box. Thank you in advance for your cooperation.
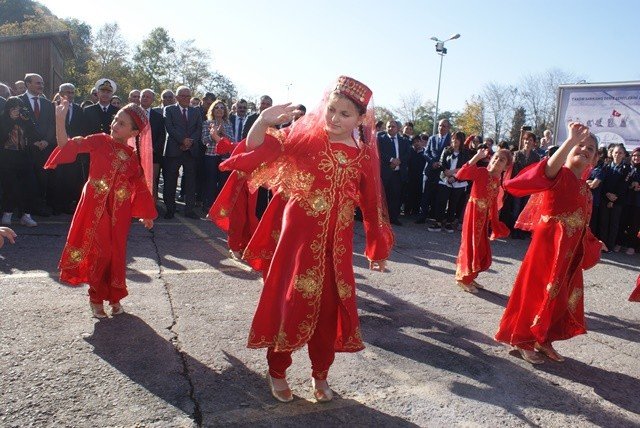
[62,18,93,98]
[456,96,484,137]
[131,27,175,93]
[86,23,132,96]
[204,72,237,101]
[0,0,54,26]
[375,106,395,125]
[508,106,527,144]
[172,41,212,93]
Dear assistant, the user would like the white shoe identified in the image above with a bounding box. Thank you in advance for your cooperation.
[1,212,12,225]
[626,247,635,255]
[311,378,333,402]
[20,214,37,227]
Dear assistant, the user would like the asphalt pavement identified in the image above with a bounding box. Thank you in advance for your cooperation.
[1,210,639,427]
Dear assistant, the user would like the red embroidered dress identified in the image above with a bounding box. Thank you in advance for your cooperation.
[218,129,393,353]
[45,134,157,302]
[495,160,602,349]
[208,141,259,253]
[454,163,509,284]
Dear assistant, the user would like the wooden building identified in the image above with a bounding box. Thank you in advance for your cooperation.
[0,31,74,98]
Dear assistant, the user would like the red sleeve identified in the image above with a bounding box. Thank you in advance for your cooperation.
[219,133,283,173]
[131,168,158,220]
[455,163,483,181]
[359,150,394,261]
[504,159,558,197]
[580,227,602,270]
[44,134,106,169]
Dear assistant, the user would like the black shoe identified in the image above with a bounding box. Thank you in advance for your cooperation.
[164,211,175,219]
[184,211,200,219]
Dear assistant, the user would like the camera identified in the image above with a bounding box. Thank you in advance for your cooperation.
[477,143,489,150]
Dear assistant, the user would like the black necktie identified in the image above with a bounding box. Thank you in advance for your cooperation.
[103,106,107,113]
[237,117,243,139]
[452,154,458,160]
[392,137,398,158]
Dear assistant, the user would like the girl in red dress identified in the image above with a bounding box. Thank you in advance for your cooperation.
[216,77,393,402]
[454,147,512,293]
[45,100,157,318]
[495,122,603,364]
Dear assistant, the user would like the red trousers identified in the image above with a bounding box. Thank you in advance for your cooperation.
[267,272,339,380]
[457,272,478,285]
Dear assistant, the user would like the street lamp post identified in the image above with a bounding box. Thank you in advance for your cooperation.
[430,33,460,135]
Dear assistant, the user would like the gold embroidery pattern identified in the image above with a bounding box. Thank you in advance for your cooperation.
[541,207,586,237]
[67,247,84,263]
[334,150,348,165]
[219,208,228,217]
[90,178,109,195]
[294,268,322,299]
[546,281,560,299]
[114,186,131,202]
[299,189,331,217]
[469,196,488,211]
[342,327,365,351]
[567,288,583,312]
[271,230,281,242]
[337,280,352,300]
[116,150,130,161]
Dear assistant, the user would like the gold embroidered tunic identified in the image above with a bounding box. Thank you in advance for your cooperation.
[219,130,393,352]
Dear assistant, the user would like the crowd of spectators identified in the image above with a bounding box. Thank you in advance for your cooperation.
[1,72,638,257]
[377,117,640,256]
[0,73,308,227]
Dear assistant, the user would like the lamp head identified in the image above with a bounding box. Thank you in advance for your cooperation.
[449,33,461,40]
[430,36,439,42]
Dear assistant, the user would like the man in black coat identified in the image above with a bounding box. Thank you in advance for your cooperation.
[52,83,87,213]
[19,73,56,215]
[140,89,166,202]
[83,78,119,135]
[416,119,451,223]
[378,120,411,225]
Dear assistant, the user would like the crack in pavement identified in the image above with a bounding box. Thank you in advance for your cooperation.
[149,226,203,427]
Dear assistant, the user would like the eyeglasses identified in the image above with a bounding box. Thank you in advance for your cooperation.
[213,105,226,110]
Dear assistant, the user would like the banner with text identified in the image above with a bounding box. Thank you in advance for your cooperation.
[555,82,640,149]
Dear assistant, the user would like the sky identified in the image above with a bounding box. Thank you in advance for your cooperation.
[40,0,640,114]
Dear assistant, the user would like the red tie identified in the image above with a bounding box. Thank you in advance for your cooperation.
[33,97,40,120]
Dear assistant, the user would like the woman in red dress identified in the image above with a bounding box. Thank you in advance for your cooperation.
[45,100,157,318]
[454,148,512,293]
[217,77,393,402]
[495,122,603,364]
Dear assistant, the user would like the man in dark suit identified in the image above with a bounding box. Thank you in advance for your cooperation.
[228,98,250,143]
[141,88,166,202]
[83,78,119,135]
[416,119,451,223]
[378,120,411,226]
[20,73,56,216]
[162,85,203,219]
[52,83,86,214]
[242,95,272,141]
